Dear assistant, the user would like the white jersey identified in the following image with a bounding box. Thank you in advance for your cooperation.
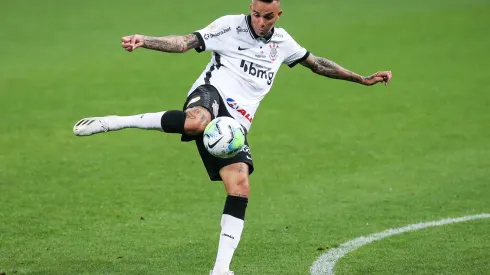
[188,14,309,131]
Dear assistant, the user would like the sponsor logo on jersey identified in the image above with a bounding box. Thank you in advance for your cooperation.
[226,98,253,123]
[272,33,284,38]
[239,60,275,85]
[226,98,239,110]
[236,26,249,34]
[255,50,266,59]
[204,27,231,40]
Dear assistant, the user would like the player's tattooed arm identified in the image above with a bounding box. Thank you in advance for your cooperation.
[300,54,392,86]
[142,34,201,53]
[300,54,365,84]
[122,34,201,53]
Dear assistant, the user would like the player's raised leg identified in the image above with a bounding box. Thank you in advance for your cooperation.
[211,162,250,275]
[73,107,210,136]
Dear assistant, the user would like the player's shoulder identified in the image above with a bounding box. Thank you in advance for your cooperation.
[271,27,297,46]
[270,27,297,43]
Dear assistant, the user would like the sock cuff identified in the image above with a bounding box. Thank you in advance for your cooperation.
[161,110,186,133]
[223,195,248,220]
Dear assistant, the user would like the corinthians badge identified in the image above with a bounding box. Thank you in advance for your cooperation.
[269,43,279,61]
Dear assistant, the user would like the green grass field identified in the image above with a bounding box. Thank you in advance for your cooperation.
[1,0,490,274]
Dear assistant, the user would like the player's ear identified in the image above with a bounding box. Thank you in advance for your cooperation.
[278,10,283,18]
[249,4,253,13]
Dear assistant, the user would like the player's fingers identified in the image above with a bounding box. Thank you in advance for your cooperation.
[134,41,144,49]
[375,71,390,85]
[121,36,131,43]
[122,43,133,51]
[381,71,391,85]
[130,35,137,47]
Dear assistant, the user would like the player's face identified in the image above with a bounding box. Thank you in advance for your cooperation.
[249,0,282,37]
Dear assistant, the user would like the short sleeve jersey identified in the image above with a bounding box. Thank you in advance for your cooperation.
[189,14,310,131]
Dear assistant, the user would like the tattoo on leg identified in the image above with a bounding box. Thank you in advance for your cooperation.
[185,109,197,120]
[200,112,207,127]
[237,163,247,173]
[184,107,210,135]
[184,108,201,135]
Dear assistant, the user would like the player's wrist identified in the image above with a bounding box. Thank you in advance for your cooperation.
[141,35,148,48]
[360,76,367,85]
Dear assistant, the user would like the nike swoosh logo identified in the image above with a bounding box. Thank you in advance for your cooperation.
[208,136,224,149]
[238,46,249,51]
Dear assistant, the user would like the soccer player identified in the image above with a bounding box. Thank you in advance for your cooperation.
[73,0,392,274]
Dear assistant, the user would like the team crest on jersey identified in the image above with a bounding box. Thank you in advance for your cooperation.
[269,43,279,61]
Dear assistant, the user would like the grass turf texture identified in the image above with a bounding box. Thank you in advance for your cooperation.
[1,0,489,274]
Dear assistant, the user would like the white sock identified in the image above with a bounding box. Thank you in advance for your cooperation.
[108,111,166,131]
[213,214,244,273]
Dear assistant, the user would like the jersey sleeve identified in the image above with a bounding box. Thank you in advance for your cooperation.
[193,16,234,53]
[282,34,310,68]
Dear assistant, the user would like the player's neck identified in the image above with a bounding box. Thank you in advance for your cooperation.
[246,14,274,42]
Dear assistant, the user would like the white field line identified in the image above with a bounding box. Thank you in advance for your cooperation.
[310,213,490,275]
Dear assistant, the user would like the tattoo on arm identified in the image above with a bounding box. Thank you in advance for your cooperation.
[301,54,365,84]
[142,34,201,53]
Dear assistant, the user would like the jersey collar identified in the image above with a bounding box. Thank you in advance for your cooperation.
[246,14,274,42]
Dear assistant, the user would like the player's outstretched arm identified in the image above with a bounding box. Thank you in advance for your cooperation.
[121,34,202,53]
[300,54,392,86]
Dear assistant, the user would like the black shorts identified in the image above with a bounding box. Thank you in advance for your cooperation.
[182,84,254,181]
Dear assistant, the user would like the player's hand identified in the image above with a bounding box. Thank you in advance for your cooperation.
[362,71,392,86]
[121,34,145,52]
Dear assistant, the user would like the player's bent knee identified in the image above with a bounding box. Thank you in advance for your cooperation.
[220,163,250,197]
[225,175,250,197]
[184,107,211,135]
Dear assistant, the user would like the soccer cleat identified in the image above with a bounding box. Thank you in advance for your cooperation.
[73,116,114,136]
[209,270,234,275]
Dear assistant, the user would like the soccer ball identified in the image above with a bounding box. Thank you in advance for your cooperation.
[203,117,245,158]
